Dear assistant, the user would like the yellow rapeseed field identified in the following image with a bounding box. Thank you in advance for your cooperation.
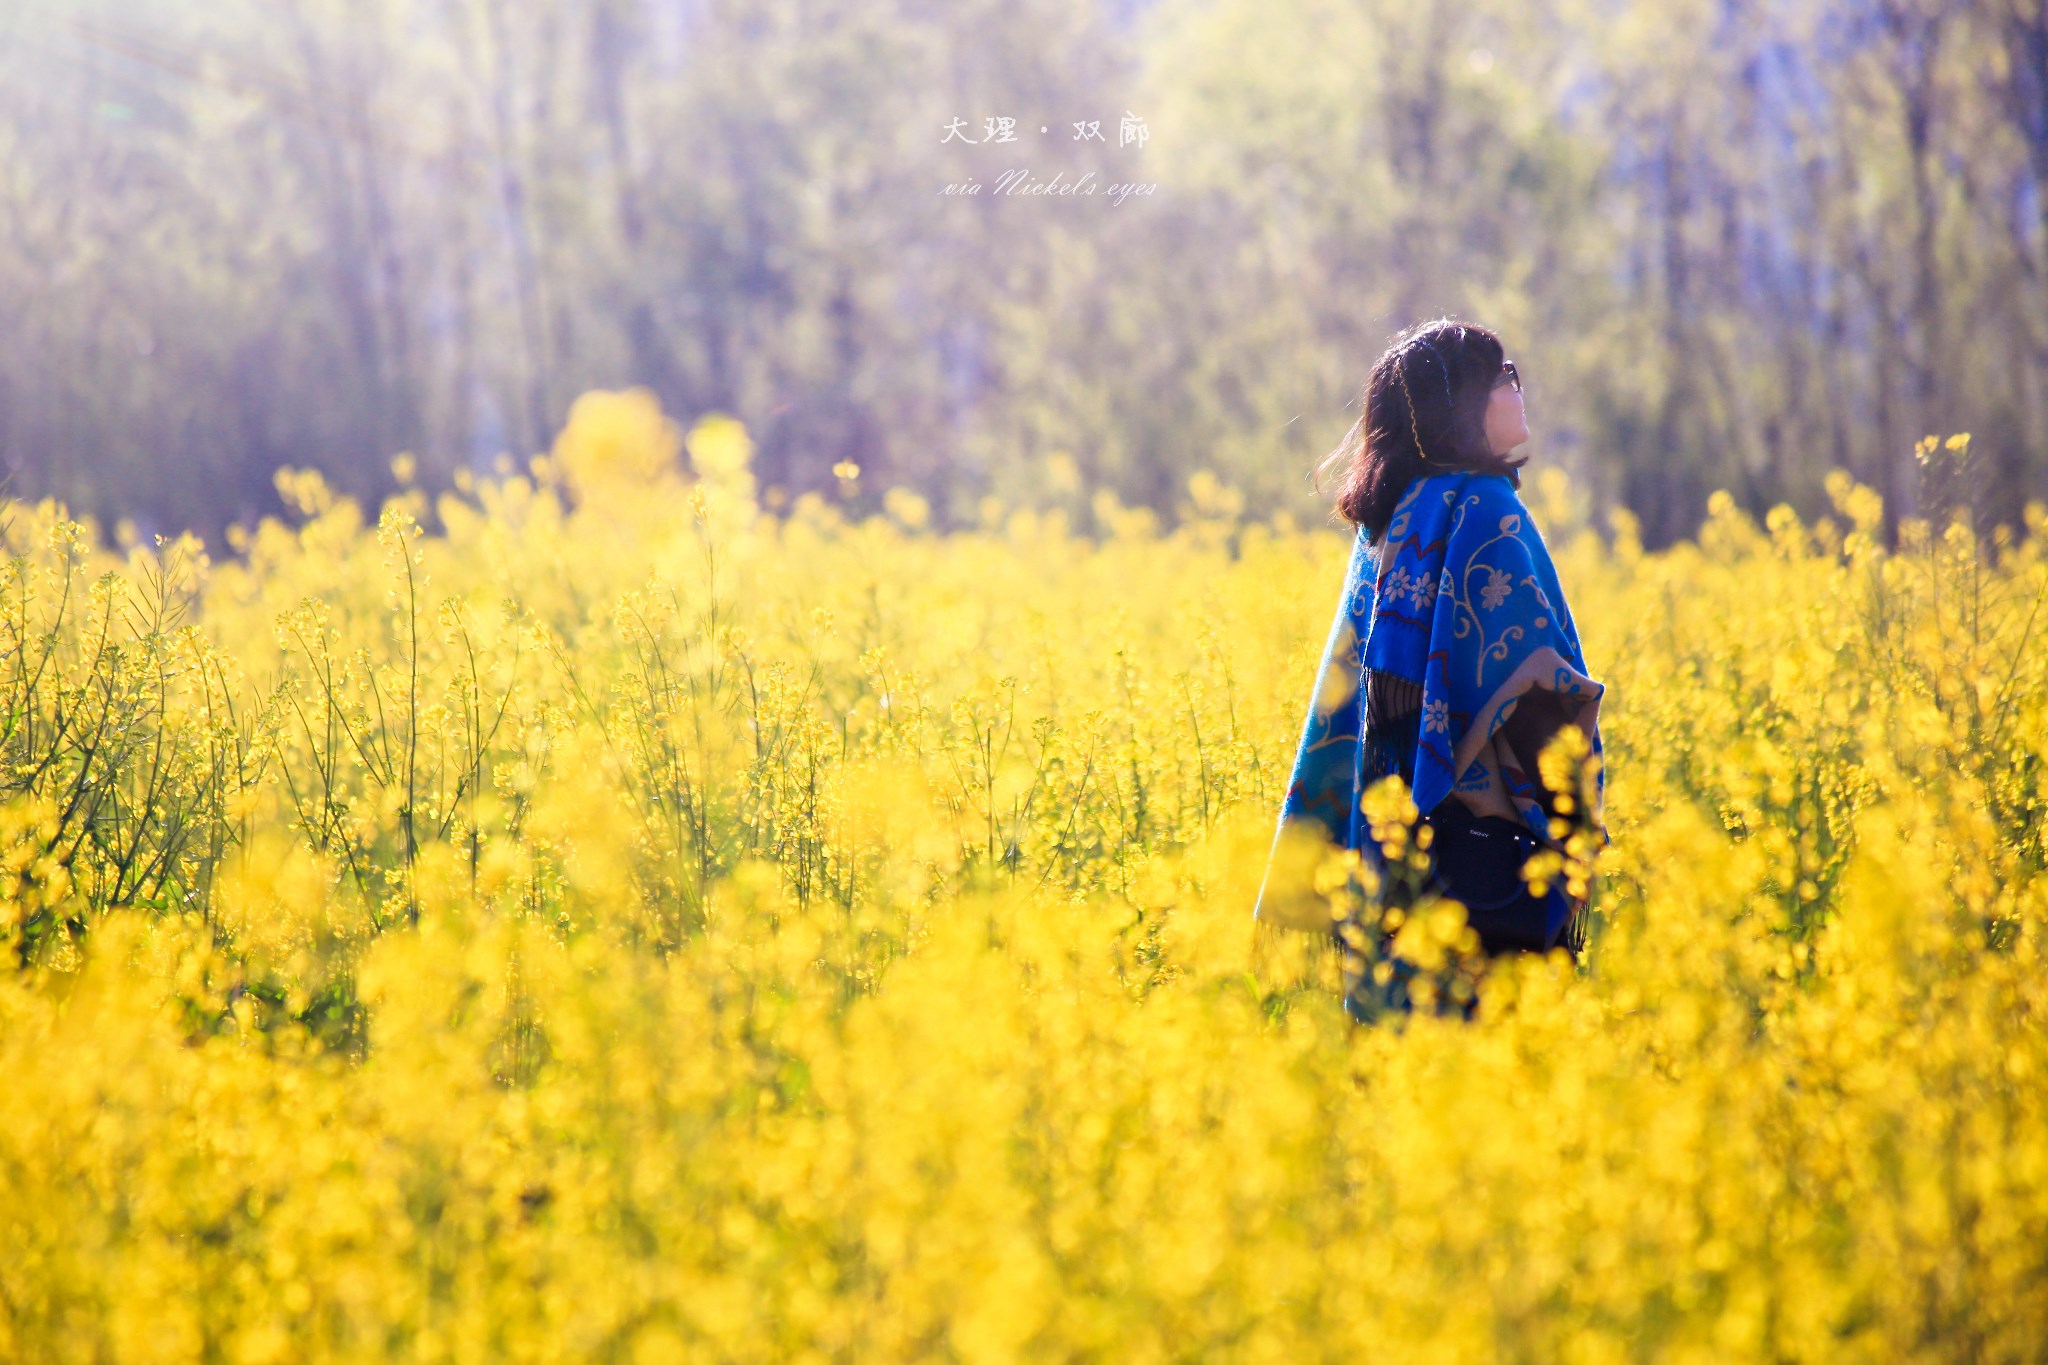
[1,394,2044,1362]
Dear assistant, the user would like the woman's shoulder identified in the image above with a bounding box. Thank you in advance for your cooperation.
[1400,469,1506,506]
[1442,471,1527,525]
[1387,471,1524,545]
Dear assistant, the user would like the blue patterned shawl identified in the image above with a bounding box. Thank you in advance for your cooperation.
[1253,471,1606,931]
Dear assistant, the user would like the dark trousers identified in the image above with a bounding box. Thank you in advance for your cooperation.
[1337,800,1581,1022]
[1421,798,1577,957]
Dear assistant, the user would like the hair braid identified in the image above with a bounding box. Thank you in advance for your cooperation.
[1395,353,1435,465]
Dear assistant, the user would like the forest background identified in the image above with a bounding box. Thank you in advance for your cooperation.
[0,0,2043,548]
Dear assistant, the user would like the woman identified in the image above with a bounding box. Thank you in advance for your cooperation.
[1252,319,1607,1019]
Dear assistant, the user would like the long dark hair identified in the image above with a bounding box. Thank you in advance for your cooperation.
[1315,318,1528,539]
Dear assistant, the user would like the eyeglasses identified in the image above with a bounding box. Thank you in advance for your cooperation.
[1493,360,1522,393]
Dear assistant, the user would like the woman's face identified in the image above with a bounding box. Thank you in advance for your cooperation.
[1484,363,1529,456]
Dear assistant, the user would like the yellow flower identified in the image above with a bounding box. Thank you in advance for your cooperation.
[686,413,755,479]
[552,387,681,495]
